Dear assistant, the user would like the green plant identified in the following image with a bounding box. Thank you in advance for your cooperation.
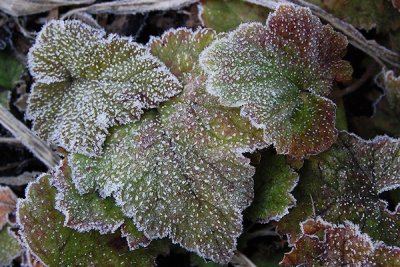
[4,2,399,267]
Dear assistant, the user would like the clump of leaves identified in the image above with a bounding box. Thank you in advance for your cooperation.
[9,1,400,266]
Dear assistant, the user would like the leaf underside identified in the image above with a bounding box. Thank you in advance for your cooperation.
[281,218,400,266]
[70,28,266,264]
[200,4,352,158]
[27,20,182,157]
[17,174,161,267]
[0,186,17,230]
[278,131,400,247]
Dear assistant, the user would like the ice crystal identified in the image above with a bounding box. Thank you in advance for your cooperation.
[27,20,182,157]
[17,174,163,266]
[200,4,352,158]
[245,149,298,223]
[281,218,400,266]
[70,28,266,263]
[278,131,400,247]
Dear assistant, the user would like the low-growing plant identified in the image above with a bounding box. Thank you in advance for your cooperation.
[1,1,399,266]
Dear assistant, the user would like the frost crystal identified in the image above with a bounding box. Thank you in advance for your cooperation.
[278,131,400,247]
[27,20,182,157]
[70,28,266,263]
[281,218,400,266]
[17,174,162,266]
[200,4,352,158]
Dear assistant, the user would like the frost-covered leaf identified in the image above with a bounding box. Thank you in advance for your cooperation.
[200,4,352,158]
[0,186,17,230]
[277,131,400,247]
[199,0,270,33]
[70,28,266,263]
[51,159,150,250]
[0,51,24,90]
[353,70,400,138]
[245,149,298,223]
[27,20,182,157]
[0,227,23,265]
[149,28,217,82]
[17,174,162,266]
[280,218,400,266]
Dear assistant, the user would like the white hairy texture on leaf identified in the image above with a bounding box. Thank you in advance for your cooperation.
[27,20,182,157]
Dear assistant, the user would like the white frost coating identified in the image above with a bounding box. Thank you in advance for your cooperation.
[70,72,267,264]
[199,4,352,159]
[26,20,182,157]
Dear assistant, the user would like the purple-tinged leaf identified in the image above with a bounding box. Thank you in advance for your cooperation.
[200,4,352,158]
[280,218,400,266]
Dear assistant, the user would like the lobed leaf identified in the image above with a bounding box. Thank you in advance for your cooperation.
[200,4,352,158]
[27,20,182,157]
[245,149,298,223]
[70,28,266,263]
[0,186,17,230]
[281,218,400,266]
[17,174,162,266]
[51,160,150,250]
[277,131,400,247]
[199,0,271,33]
[0,227,23,265]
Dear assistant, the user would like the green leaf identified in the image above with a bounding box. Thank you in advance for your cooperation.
[200,0,271,33]
[17,174,161,266]
[149,28,217,81]
[0,50,24,90]
[277,131,400,247]
[280,218,400,266]
[27,20,182,157]
[51,160,150,250]
[0,227,22,265]
[245,149,298,223]
[200,4,352,159]
[70,28,266,263]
